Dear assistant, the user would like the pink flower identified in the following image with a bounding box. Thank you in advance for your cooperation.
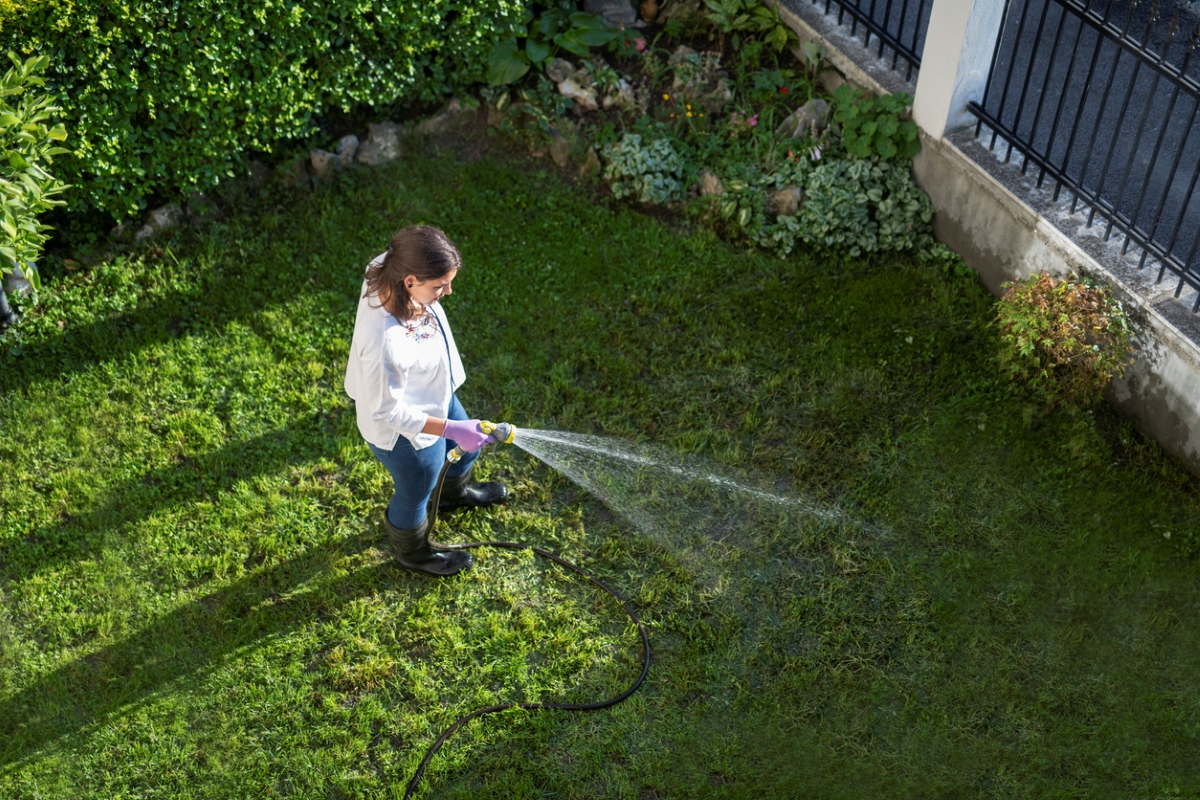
[748,114,759,126]
[634,37,646,52]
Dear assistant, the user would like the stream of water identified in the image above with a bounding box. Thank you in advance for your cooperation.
[511,428,860,571]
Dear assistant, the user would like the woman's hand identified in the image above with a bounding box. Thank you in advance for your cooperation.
[441,419,493,452]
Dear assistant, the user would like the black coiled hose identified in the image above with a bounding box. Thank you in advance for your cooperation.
[402,457,651,799]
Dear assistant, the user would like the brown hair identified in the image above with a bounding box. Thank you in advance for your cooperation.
[364,225,462,322]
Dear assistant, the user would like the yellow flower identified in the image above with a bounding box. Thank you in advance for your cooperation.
[687,111,693,117]
[686,104,692,110]
[662,93,670,100]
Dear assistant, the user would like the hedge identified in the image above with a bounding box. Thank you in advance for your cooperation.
[3,0,524,223]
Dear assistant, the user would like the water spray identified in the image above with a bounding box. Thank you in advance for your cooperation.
[403,422,858,796]
[404,420,651,800]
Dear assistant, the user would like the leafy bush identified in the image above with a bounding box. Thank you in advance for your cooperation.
[702,0,796,52]
[4,0,525,223]
[488,1,616,85]
[601,133,686,205]
[830,85,919,161]
[995,272,1135,409]
[799,158,932,255]
[0,51,67,290]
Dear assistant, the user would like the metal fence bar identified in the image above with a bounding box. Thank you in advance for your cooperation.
[968,0,1200,311]
[804,0,931,80]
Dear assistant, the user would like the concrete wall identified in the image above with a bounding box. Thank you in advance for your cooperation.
[771,0,1200,477]
[912,131,1200,474]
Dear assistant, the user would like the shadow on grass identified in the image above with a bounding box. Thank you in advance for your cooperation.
[0,530,420,773]
[0,414,341,583]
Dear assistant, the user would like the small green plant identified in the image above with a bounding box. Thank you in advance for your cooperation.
[0,50,67,291]
[995,272,1135,409]
[702,0,796,51]
[830,85,919,161]
[793,157,931,257]
[488,1,617,85]
[601,132,686,205]
[496,76,576,146]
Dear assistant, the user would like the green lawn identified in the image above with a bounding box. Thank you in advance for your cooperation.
[2,136,1199,799]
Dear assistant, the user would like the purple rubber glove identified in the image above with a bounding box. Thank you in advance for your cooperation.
[442,418,493,453]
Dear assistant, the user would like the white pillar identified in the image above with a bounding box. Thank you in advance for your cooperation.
[912,0,1007,140]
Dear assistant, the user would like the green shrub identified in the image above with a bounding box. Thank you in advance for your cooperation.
[487,1,617,86]
[4,0,525,223]
[702,0,796,52]
[995,272,1135,409]
[705,156,932,258]
[0,51,67,290]
[796,157,932,255]
[601,133,686,205]
[830,85,918,161]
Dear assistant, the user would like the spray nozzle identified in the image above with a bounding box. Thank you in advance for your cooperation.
[480,420,516,445]
[447,420,517,463]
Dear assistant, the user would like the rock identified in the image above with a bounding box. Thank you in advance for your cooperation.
[310,149,339,179]
[415,97,478,135]
[558,77,599,111]
[700,77,733,113]
[150,204,183,230]
[585,0,637,28]
[334,134,359,166]
[775,99,831,139]
[698,169,723,196]
[549,130,572,167]
[134,203,183,242]
[766,185,804,218]
[249,159,270,189]
[546,57,576,84]
[660,0,703,23]
[357,122,407,165]
[602,78,636,110]
[669,44,698,65]
[569,65,596,89]
[580,146,602,177]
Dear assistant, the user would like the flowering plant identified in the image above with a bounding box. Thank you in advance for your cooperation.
[727,110,758,138]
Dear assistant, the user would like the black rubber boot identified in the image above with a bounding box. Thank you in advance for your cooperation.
[438,470,509,511]
[386,513,473,576]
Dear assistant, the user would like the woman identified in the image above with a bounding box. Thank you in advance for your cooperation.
[344,225,507,577]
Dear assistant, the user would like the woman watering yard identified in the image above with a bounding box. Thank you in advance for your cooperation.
[344,225,508,577]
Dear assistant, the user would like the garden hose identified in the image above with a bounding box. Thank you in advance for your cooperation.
[402,426,651,799]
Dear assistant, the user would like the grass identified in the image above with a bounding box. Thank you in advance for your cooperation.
[2,134,1200,799]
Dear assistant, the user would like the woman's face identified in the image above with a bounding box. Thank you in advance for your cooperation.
[408,268,458,307]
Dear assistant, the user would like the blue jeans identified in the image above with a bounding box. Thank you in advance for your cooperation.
[367,394,480,529]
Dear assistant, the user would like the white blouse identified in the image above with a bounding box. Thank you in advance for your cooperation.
[343,258,466,451]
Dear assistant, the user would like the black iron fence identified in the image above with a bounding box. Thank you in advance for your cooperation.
[799,0,932,81]
[968,0,1200,310]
